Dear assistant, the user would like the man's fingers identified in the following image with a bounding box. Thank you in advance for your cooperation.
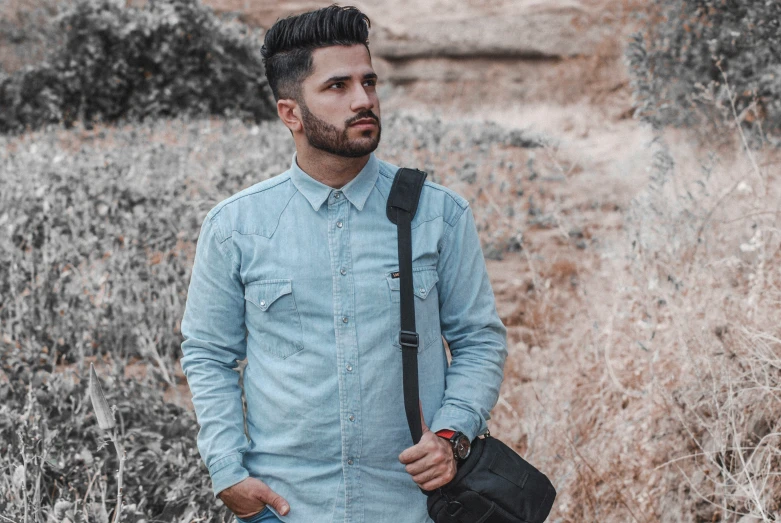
[410,460,445,482]
[422,476,451,491]
[218,477,291,519]
[399,441,427,464]
[399,437,435,464]
[410,457,457,491]
[413,467,440,485]
[413,463,451,485]
[404,456,432,476]
[399,431,443,464]
[415,457,457,490]
[256,483,290,516]
[403,436,451,473]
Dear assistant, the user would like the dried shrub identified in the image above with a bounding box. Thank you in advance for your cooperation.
[625,0,781,145]
[0,113,541,380]
[0,0,275,134]
[608,118,781,519]
[0,0,72,74]
[0,353,223,521]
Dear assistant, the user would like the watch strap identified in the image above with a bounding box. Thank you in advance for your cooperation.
[435,429,456,440]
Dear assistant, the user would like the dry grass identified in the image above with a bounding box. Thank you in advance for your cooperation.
[487,114,781,521]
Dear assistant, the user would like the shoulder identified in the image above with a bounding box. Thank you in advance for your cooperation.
[376,158,469,228]
[204,171,297,239]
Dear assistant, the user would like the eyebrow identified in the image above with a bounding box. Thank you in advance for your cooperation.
[322,72,378,86]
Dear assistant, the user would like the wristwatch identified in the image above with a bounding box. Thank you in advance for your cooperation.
[435,429,471,462]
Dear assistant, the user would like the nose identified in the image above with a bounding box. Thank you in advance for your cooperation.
[350,83,375,113]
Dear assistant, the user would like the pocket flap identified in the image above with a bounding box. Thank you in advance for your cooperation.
[244,279,292,311]
[386,268,439,299]
[413,268,439,299]
[489,443,530,490]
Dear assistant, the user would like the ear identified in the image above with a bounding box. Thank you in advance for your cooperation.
[277,99,302,133]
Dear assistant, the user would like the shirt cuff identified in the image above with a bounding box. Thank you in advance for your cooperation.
[430,404,483,442]
[209,453,250,499]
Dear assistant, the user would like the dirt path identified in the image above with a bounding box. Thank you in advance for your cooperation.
[477,101,652,422]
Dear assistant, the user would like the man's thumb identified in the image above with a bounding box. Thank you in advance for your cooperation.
[258,484,290,516]
[419,400,430,433]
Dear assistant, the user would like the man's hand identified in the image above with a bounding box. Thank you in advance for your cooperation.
[398,408,457,491]
[218,477,290,518]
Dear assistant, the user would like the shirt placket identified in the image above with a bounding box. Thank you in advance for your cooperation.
[327,189,363,523]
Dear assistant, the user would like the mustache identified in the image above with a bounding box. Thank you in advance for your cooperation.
[347,112,379,126]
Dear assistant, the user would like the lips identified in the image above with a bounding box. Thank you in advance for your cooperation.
[351,118,377,127]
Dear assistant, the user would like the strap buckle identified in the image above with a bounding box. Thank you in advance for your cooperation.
[399,330,419,350]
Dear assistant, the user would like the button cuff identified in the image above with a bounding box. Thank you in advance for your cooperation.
[209,454,249,499]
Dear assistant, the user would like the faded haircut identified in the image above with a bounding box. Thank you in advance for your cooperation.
[260,5,372,103]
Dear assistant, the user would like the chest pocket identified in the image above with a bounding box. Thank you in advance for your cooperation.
[386,266,441,353]
[244,279,304,359]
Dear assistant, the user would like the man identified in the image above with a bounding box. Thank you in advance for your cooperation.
[180,5,507,523]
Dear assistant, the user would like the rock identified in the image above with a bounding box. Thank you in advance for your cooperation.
[219,0,614,59]
[368,0,613,60]
[206,0,628,107]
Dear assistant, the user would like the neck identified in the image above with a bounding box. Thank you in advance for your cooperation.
[295,147,370,189]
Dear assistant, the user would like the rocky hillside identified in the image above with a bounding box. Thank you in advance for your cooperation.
[206,0,637,115]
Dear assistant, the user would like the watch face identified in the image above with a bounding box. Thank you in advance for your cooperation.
[454,434,470,460]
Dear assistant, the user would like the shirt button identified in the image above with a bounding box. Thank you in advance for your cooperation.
[419,288,426,295]
[342,316,348,323]
[260,300,266,307]
[334,192,341,199]
[346,363,353,372]
[336,221,343,228]
[340,268,347,275]
[349,414,355,422]
[347,459,354,465]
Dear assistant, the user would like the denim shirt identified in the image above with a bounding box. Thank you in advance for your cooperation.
[180,152,507,523]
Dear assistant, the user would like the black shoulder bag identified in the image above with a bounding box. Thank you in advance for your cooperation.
[387,168,557,523]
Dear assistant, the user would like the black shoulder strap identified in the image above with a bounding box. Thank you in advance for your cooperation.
[386,167,427,224]
[386,167,427,445]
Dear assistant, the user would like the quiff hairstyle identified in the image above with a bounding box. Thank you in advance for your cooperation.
[260,5,372,103]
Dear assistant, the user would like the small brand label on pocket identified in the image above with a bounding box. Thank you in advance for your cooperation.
[390,272,400,279]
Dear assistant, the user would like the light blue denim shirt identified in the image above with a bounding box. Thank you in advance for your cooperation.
[180,152,507,523]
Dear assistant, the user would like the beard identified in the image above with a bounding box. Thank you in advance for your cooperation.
[299,99,381,158]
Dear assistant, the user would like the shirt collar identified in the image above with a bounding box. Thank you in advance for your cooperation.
[289,152,379,212]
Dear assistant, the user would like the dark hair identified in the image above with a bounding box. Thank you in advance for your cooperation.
[260,5,371,102]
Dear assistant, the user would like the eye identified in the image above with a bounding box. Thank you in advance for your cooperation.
[364,79,377,87]
[329,82,345,89]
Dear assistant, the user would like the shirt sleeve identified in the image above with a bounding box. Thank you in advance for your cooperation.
[430,204,508,442]
[180,212,250,498]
